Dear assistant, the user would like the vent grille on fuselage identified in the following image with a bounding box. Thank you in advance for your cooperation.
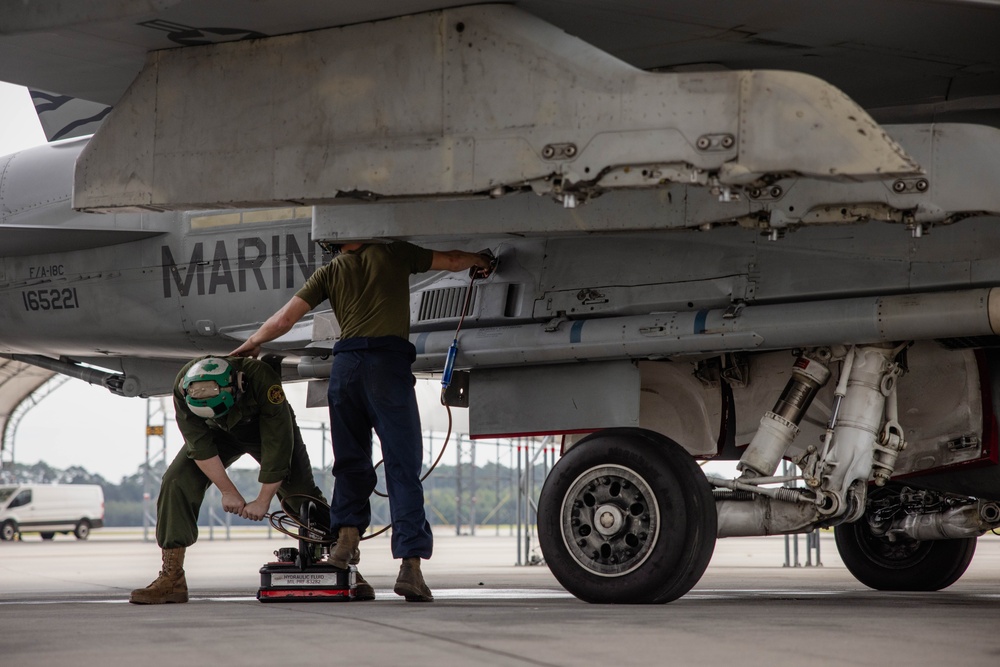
[417,286,478,322]
[937,335,1000,350]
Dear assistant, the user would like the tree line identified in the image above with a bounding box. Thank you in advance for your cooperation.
[1,457,547,530]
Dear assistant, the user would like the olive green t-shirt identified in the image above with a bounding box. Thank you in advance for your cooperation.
[296,242,434,340]
[173,356,294,484]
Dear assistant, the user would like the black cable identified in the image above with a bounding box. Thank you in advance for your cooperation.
[263,492,331,543]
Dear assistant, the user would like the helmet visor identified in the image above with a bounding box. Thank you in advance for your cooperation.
[186,380,221,400]
[184,380,234,418]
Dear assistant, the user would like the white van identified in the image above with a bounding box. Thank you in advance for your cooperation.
[0,484,105,540]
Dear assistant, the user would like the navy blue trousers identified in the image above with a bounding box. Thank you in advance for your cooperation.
[326,337,433,560]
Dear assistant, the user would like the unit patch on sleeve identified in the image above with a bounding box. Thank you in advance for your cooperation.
[267,385,286,405]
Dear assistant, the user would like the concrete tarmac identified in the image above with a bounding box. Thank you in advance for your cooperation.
[2,528,999,666]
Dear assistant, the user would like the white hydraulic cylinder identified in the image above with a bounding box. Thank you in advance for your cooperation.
[822,346,896,501]
[737,356,831,477]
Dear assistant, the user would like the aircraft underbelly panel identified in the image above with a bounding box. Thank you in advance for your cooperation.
[402,216,1000,341]
[468,361,640,439]
[74,5,917,212]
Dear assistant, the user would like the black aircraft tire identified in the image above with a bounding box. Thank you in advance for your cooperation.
[538,428,717,604]
[834,520,977,591]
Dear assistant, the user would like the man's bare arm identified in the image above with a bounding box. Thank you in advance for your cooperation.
[430,249,492,273]
[230,296,312,358]
[194,456,246,515]
[241,482,282,521]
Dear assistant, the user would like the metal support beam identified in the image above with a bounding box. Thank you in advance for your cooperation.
[0,374,68,477]
[142,398,168,543]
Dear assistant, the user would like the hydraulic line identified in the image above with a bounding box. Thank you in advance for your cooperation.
[821,346,855,461]
[264,493,331,543]
[440,272,477,395]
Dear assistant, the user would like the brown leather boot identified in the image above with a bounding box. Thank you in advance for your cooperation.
[329,526,359,569]
[354,571,376,601]
[349,547,375,601]
[393,557,433,602]
[129,547,189,604]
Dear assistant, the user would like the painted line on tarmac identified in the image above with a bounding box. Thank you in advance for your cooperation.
[424,588,575,599]
[0,588,575,605]
[687,589,846,599]
[689,589,1000,600]
[6,589,998,604]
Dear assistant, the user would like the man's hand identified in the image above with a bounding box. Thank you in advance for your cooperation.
[470,249,497,280]
[221,490,247,515]
[240,498,271,522]
[228,296,312,357]
[230,339,261,358]
[242,482,283,522]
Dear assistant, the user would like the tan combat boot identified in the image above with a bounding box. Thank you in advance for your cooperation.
[129,547,189,604]
[350,547,375,601]
[393,557,433,602]
[329,526,359,569]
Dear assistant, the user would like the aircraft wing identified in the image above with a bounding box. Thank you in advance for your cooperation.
[0,226,163,256]
[1,0,997,123]
[0,1,996,214]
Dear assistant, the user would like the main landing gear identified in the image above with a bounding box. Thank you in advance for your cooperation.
[834,485,978,591]
[538,428,717,603]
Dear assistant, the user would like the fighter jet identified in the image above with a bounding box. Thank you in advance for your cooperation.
[3,1,1000,603]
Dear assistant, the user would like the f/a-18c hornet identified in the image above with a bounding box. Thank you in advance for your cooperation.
[3,1,1000,602]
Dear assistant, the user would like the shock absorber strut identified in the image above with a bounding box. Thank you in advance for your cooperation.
[820,345,900,520]
[738,355,831,478]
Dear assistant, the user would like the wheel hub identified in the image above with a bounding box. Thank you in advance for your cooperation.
[560,464,660,577]
[594,504,624,536]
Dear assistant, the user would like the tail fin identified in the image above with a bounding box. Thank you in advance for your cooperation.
[28,89,110,142]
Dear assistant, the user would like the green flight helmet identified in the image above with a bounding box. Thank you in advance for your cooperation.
[181,357,237,418]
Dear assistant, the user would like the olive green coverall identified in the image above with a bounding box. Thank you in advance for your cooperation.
[156,357,327,548]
